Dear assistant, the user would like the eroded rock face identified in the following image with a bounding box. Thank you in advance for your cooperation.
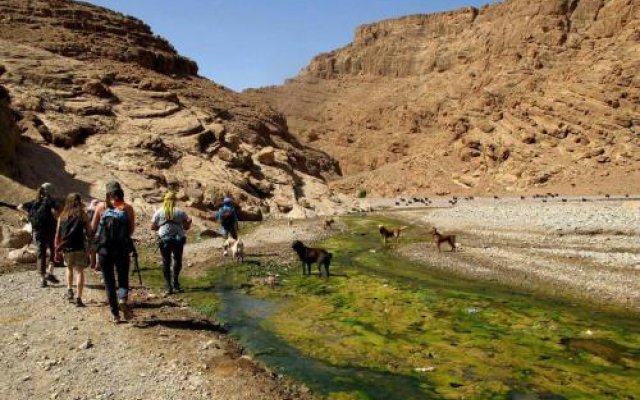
[0,83,20,176]
[251,0,640,196]
[0,0,343,220]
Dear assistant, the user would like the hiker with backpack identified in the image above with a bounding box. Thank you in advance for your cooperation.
[55,193,92,307]
[151,191,192,294]
[18,182,60,287]
[216,197,239,256]
[91,181,136,323]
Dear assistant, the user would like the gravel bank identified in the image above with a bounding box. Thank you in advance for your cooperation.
[394,200,640,313]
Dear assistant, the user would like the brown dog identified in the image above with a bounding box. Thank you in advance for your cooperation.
[378,225,408,245]
[431,227,456,252]
[323,218,335,230]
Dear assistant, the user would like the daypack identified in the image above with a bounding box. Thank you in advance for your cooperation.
[220,207,235,228]
[29,198,55,232]
[58,216,85,252]
[96,207,131,255]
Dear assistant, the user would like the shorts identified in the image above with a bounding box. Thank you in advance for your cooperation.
[64,250,88,269]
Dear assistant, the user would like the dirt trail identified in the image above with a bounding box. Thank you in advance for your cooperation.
[0,265,312,400]
[0,218,335,400]
[393,199,640,313]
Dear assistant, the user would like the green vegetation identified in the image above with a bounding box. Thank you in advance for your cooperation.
[138,216,640,400]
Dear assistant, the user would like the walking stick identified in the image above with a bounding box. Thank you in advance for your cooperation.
[130,241,143,287]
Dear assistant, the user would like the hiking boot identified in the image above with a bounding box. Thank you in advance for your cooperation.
[40,278,48,288]
[45,273,60,284]
[75,298,86,308]
[173,284,184,293]
[66,289,74,302]
[118,300,133,321]
[111,313,121,324]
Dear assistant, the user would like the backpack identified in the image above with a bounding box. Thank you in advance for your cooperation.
[96,207,131,255]
[29,198,55,232]
[58,216,85,252]
[220,207,235,228]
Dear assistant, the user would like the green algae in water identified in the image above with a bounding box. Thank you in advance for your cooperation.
[142,217,640,399]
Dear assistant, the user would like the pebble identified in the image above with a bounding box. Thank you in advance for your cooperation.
[78,339,93,350]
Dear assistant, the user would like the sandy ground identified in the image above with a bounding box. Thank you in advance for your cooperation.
[2,199,639,400]
[392,198,640,313]
[0,268,312,400]
[0,218,337,400]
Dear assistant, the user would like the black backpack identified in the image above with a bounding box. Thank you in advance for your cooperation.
[96,208,131,255]
[58,216,85,252]
[220,208,235,228]
[29,198,55,231]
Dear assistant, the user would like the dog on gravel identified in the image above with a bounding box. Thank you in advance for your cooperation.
[223,238,244,263]
[291,240,332,278]
[431,227,456,252]
[378,225,408,245]
[323,218,335,230]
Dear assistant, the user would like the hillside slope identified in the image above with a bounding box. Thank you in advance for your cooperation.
[0,0,343,221]
[250,0,640,196]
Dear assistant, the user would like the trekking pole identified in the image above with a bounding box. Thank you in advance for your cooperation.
[130,242,143,287]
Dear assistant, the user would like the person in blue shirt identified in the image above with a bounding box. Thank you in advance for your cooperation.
[216,197,239,242]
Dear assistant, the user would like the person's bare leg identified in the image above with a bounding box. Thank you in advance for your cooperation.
[66,266,73,290]
[76,268,85,299]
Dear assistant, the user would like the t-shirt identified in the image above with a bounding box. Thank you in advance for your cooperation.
[152,208,190,239]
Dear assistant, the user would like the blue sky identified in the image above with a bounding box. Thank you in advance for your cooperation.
[87,1,492,91]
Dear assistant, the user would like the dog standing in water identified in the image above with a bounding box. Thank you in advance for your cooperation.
[378,225,408,245]
[291,240,332,278]
[223,238,244,263]
[431,227,456,252]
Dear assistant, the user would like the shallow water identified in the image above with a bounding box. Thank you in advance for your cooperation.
[193,216,640,399]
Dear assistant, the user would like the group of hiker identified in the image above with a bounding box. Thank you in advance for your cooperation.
[18,181,240,323]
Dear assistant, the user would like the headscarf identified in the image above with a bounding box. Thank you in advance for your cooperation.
[163,191,177,221]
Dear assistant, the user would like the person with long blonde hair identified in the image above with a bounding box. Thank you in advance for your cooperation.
[151,191,192,294]
[55,193,92,307]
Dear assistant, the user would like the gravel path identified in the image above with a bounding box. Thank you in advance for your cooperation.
[0,269,312,400]
[394,200,640,313]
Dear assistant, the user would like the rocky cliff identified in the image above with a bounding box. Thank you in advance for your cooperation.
[0,0,343,221]
[0,83,20,176]
[251,0,640,196]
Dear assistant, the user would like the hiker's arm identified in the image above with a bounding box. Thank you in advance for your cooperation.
[54,219,61,247]
[126,205,135,235]
[17,202,29,216]
[150,211,159,231]
[83,213,93,237]
[183,214,192,231]
[90,203,104,232]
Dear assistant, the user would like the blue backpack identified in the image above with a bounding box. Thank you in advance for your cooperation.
[96,208,131,255]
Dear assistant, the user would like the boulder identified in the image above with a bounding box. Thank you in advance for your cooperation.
[8,247,36,264]
[253,147,276,165]
[238,205,263,221]
[0,226,32,249]
[82,80,113,99]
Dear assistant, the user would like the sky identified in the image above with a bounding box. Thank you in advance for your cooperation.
[87,1,492,91]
